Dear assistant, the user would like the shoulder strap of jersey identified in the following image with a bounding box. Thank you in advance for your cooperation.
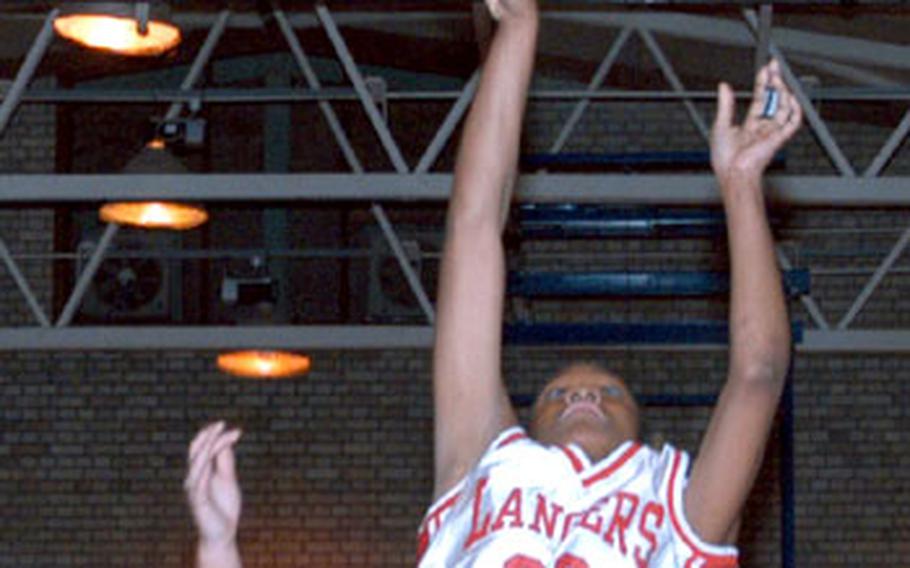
[664,448,740,567]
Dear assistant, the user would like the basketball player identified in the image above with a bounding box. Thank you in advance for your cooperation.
[184,0,802,565]
[420,0,802,565]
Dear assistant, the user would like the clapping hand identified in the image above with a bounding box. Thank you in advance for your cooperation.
[185,422,243,551]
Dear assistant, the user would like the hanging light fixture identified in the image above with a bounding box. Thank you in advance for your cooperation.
[99,138,208,230]
[217,351,312,380]
[99,200,208,230]
[54,2,181,57]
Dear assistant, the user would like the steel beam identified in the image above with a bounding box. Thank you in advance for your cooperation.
[787,54,905,90]
[776,248,830,331]
[864,109,910,178]
[836,227,910,330]
[0,325,435,351]
[370,204,435,323]
[552,12,910,73]
[55,223,119,327]
[754,4,772,74]
[0,9,57,136]
[800,330,910,353]
[0,236,50,327]
[274,8,363,173]
[316,4,410,173]
[743,10,856,178]
[171,11,910,74]
[116,11,910,74]
[638,28,710,143]
[22,86,363,104]
[415,70,479,174]
[3,174,910,205]
[4,10,910,73]
[17,86,910,105]
[548,28,632,155]
[165,10,231,121]
[1,326,910,352]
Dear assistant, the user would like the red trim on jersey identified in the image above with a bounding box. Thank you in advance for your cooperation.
[558,445,585,473]
[419,427,523,563]
[422,428,520,536]
[423,490,461,528]
[417,490,462,564]
[667,451,739,568]
[581,442,642,488]
[416,527,430,563]
[496,430,528,449]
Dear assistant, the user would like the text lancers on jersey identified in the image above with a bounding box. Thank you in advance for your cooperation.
[464,477,664,563]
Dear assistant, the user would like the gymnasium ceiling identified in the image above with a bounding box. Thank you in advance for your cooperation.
[0,2,908,90]
[0,2,909,352]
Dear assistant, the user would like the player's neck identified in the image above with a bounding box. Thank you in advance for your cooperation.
[574,435,631,464]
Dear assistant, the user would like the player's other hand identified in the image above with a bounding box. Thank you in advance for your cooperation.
[185,421,243,551]
[484,0,537,23]
[711,59,803,186]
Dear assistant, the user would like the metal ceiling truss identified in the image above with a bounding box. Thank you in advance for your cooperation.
[0,5,909,351]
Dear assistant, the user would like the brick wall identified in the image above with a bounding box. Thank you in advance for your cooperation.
[792,355,910,567]
[0,82,55,174]
[0,351,433,567]
[1,349,907,567]
[0,81,55,327]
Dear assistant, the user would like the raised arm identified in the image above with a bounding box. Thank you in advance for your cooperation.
[185,421,244,568]
[432,0,538,499]
[685,60,803,543]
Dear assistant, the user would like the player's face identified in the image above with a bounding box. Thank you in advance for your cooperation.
[530,363,639,462]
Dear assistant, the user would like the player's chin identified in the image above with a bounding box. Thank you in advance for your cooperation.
[557,419,611,443]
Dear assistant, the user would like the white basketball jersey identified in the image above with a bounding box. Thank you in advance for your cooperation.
[418,427,738,568]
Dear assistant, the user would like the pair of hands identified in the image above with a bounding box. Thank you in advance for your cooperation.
[185,421,242,551]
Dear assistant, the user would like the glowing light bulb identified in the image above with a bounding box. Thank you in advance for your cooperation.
[147,138,166,150]
[54,13,181,57]
[217,351,312,379]
[99,202,208,230]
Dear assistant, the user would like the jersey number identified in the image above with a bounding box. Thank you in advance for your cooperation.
[504,553,589,568]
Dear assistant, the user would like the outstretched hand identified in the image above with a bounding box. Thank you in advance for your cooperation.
[711,59,803,186]
[484,0,537,22]
[185,421,243,550]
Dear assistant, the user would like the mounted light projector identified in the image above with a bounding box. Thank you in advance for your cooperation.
[156,117,206,147]
[221,276,275,306]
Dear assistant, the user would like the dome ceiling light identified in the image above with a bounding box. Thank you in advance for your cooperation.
[99,138,208,230]
[54,2,181,57]
[216,351,312,380]
[99,201,208,230]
